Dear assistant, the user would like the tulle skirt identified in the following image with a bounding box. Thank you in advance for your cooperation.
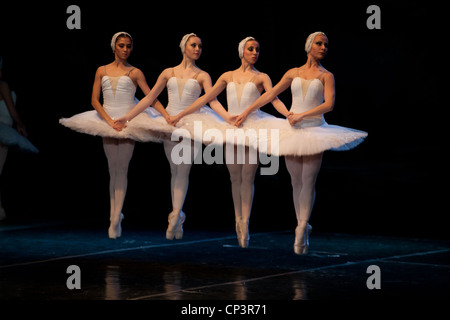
[167,110,367,156]
[59,107,175,142]
[0,122,39,153]
[60,106,367,156]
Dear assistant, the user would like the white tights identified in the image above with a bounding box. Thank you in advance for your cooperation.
[225,147,258,226]
[103,138,135,226]
[163,140,197,215]
[285,153,323,226]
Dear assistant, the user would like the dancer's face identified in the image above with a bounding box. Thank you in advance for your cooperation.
[185,36,202,60]
[115,36,133,60]
[243,40,260,64]
[309,34,328,59]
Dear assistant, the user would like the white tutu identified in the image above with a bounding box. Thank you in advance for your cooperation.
[176,75,368,156]
[0,123,39,153]
[60,75,178,142]
[0,92,39,153]
[59,107,174,142]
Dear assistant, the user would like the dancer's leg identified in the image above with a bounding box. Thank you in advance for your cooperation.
[163,140,193,215]
[103,138,135,238]
[163,140,194,239]
[285,153,322,223]
[225,146,258,247]
[285,153,322,254]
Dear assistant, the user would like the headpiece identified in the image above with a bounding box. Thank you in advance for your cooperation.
[179,33,197,54]
[111,32,133,52]
[305,31,326,54]
[238,36,256,59]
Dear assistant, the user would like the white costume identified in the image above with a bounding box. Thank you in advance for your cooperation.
[0,91,38,153]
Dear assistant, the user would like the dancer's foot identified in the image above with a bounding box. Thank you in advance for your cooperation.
[294,223,312,255]
[235,217,242,246]
[108,213,124,239]
[166,211,186,240]
[237,219,249,248]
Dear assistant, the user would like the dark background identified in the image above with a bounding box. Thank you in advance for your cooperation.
[0,1,447,239]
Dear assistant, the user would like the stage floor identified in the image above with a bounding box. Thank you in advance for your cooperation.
[1,219,449,301]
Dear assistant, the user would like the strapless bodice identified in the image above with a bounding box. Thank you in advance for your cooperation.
[166,77,202,116]
[290,77,325,127]
[226,81,261,116]
[102,76,136,118]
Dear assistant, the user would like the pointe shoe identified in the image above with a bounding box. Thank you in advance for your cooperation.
[294,223,312,255]
[166,211,186,240]
[235,218,242,245]
[238,219,250,248]
[108,213,124,239]
[175,211,186,240]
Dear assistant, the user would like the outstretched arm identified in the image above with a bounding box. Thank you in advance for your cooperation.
[134,68,170,121]
[117,68,170,125]
[170,72,230,125]
[261,73,291,118]
[235,68,296,127]
[200,72,236,124]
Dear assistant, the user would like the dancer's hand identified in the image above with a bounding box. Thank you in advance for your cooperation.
[113,117,128,131]
[16,123,28,137]
[168,114,181,126]
[226,114,238,125]
[235,111,249,127]
[288,113,304,126]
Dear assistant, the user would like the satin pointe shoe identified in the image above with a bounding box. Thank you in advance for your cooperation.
[108,213,124,239]
[235,218,243,246]
[166,211,186,240]
[238,219,250,248]
[293,223,312,255]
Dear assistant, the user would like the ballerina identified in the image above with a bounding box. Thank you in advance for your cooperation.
[235,32,368,254]
[170,37,291,248]
[0,56,39,220]
[116,33,234,240]
[60,32,167,238]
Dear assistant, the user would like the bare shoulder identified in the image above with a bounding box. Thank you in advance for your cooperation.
[285,67,300,79]
[130,67,144,77]
[257,71,270,80]
[197,69,212,80]
[322,69,335,83]
[160,67,174,80]
[95,65,107,78]
[218,70,233,83]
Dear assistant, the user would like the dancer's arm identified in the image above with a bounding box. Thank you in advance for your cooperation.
[134,68,169,121]
[261,73,292,118]
[117,68,170,125]
[170,72,230,125]
[91,67,123,131]
[199,72,236,124]
[235,68,296,127]
[289,72,335,125]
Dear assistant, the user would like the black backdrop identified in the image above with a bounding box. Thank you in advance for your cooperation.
[0,1,447,238]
